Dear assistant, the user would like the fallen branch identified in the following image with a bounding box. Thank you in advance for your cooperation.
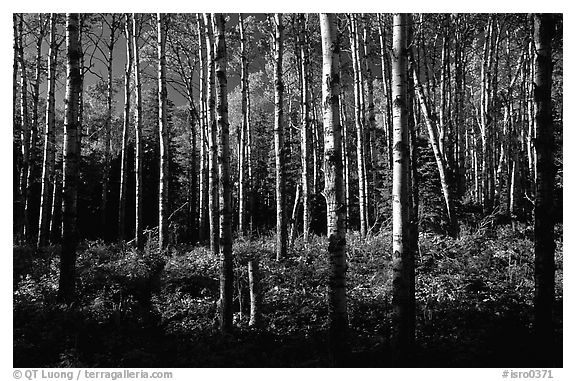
[168,201,189,221]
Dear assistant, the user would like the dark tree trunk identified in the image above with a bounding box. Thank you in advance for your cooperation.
[101,14,118,241]
[132,13,144,248]
[533,13,556,366]
[17,14,30,242]
[58,13,82,303]
[299,14,311,241]
[49,164,62,244]
[406,16,419,337]
[13,14,20,237]
[118,13,133,242]
[157,13,169,250]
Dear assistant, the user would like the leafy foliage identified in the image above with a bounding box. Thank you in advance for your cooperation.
[14,218,563,367]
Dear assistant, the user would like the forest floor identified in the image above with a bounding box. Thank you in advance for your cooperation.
[13,218,563,367]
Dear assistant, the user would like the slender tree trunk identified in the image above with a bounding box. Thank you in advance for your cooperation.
[528,41,537,197]
[522,51,534,218]
[299,14,311,241]
[248,258,261,327]
[188,107,202,243]
[480,17,495,213]
[27,14,46,242]
[273,14,287,260]
[238,14,249,237]
[349,14,368,237]
[474,131,481,203]
[132,14,144,248]
[157,13,169,250]
[196,15,208,243]
[187,105,198,243]
[490,25,502,211]
[454,22,466,198]
[320,13,349,366]
[213,13,233,334]
[355,18,369,221]
[509,159,517,216]
[498,35,524,215]
[412,59,458,237]
[391,13,415,363]
[58,13,81,303]
[533,13,556,366]
[497,101,511,213]
[356,16,370,229]
[101,14,117,241]
[13,14,20,236]
[407,16,419,302]
[363,15,378,220]
[247,89,255,234]
[289,183,301,248]
[38,13,58,247]
[18,14,30,242]
[438,20,449,163]
[378,14,394,171]
[286,86,294,174]
[77,15,85,151]
[118,13,133,242]
[311,100,320,195]
[50,163,62,244]
[509,93,522,218]
[339,91,351,231]
[204,14,219,254]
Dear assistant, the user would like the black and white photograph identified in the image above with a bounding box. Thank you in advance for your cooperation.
[11,10,564,372]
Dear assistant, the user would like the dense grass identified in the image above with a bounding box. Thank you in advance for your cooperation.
[13,222,563,367]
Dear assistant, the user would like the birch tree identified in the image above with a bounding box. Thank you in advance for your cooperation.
[118,13,133,242]
[362,15,378,215]
[197,14,208,243]
[272,14,287,260]
[214,13,234,334]
[411,44,458,237]
[132,13,144,248]
[158,13,169,249]
[298,14,311,241]
[27,14,49,241]
[378,14,394,170]
[17,14,30,242]
[349,13,368,238]
[238,13,250,237]
[320,13,349,366]
[204,13,219,254]
[391,12,415,362]
[37,13,59,247]
[13,14,20,228]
